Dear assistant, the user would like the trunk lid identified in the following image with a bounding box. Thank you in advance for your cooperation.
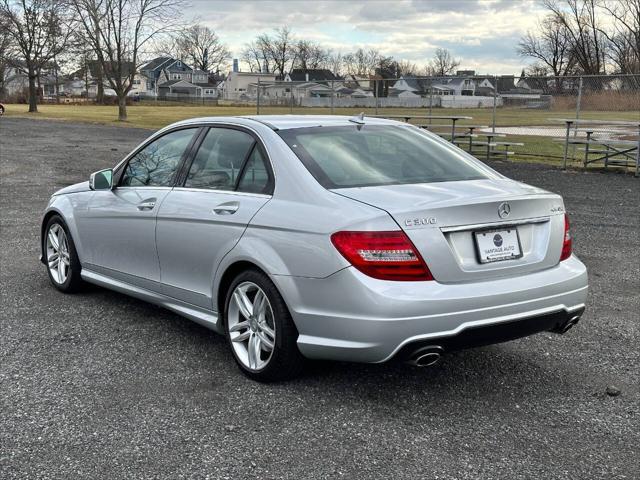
[334,179,567,283]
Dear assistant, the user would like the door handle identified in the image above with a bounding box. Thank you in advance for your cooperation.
[137,200,156,211]
[213,201,239,215]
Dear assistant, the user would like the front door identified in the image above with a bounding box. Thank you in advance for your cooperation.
[77,127,199,291]
[156,127,273,309]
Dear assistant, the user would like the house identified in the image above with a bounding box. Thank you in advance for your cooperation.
[140,57,192,94]
[284,68,339,83]
[223,71,277,100]
[67,60,137,97]
[393,76,474,96]
[473,75,516,95]
[141,57,220,98]
[1,64,29,97]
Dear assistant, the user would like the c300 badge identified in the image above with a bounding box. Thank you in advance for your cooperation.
[405,217,437,227]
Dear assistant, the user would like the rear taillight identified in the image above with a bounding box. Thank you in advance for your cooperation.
[330,231,434,281]
[560,213,572,261]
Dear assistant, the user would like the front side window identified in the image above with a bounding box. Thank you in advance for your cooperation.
[278,125,494,189]
[120,128,196,187]
[185,128,255,190]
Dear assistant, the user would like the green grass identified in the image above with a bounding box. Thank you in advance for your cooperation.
[3,102,637,170]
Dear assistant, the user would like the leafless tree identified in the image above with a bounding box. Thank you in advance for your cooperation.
[256,26,295,77]
[240,40,271,73]
[72,0,184,121]
[0,11,11,96]
[543,0,607,74]
[597,0,639,74]
[342,48,381,76]
[1,0,73,112]
[395,59,419,77]
[428,48,460,76]
[518,14,576,90]
[292,39,328,71]
[326,50,342,76]
[176,24,229,74]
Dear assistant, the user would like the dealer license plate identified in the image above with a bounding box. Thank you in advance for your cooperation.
[474,228,522,263]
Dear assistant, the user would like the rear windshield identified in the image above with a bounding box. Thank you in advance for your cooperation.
[278,125,492,189]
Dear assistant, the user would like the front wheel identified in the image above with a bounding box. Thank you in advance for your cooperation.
[44,216,84,292]
[0,104,5,116]
[224,269,304,382]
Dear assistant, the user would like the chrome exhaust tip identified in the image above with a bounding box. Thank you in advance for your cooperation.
[557,314,582,334]
[407,346,444,367]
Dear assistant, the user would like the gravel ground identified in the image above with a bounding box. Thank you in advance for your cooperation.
[1,117,638,480]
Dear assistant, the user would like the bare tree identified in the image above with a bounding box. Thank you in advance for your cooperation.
[176,24,229,73]
[428,48,460,76]
[326,50,342,76]
[241,39,271,73]
[256,26,294,77]
[597,0,639,74]
[543,0,607,74]
[395,59,419,77]
[0,10,11,96]
[72,0,184,121]
[292,40,328,71]
[1,0,73,112]
[518,14,576,90]
[342,48,381,76]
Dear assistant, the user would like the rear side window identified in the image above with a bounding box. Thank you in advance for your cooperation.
[278,125,492,188]
[185,128,255,190]
[120,128,196,187]
[237,147,270,194]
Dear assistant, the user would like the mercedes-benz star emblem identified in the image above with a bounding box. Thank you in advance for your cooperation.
[498,202,511,218]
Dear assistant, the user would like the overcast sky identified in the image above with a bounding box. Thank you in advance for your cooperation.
[188,0,548,75]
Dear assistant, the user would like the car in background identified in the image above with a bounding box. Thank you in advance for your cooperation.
[40,115,588,382]
[0,103,5,115]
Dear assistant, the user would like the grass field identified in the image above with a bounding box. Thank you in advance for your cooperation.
[3,102,638,169]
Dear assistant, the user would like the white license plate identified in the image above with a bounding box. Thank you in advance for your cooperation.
[474,228,522,263]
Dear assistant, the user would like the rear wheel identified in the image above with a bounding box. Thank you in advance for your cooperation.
[44,216,84,292]
[224,269,304,382]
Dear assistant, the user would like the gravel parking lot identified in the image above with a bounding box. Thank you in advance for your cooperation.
[1,117,638,479]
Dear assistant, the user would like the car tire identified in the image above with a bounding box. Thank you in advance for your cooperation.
[44,215,84,293]
[224,268,305,382]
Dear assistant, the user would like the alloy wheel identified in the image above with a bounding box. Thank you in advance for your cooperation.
[46,223,70,285]
[227,281,277,371]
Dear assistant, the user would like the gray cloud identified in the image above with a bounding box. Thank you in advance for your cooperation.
[186,0,545,74]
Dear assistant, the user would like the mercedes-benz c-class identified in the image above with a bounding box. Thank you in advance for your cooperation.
[41,115,588,381]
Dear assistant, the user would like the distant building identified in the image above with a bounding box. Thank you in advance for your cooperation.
[223,71,277,100]
[284,69,339,83]
[392,76,475,96]
[140,57,220,98]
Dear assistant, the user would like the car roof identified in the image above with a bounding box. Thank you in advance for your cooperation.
[168,115,403,131]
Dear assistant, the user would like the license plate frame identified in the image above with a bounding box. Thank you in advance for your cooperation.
[474,227,523,264]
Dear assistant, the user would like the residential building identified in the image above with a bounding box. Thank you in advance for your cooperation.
[284,68,339,83]
[223,71,277,100]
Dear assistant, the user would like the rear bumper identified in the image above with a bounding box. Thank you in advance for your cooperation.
[394,307,584,362]
[272,255,588,363]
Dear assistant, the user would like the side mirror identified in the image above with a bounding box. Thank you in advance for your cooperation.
[89,168,114,190]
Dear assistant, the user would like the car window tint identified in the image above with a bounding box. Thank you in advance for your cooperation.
[278,125,493,188]
[185,128,255,190]
[120,128,196,187]
[237,147,270,194]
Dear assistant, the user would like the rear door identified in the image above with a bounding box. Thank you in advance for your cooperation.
[156,126,272,309]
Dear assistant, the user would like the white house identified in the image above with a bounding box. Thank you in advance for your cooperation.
[223,71,277,100]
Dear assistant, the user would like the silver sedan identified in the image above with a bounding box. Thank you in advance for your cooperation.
[41,115,588,381]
